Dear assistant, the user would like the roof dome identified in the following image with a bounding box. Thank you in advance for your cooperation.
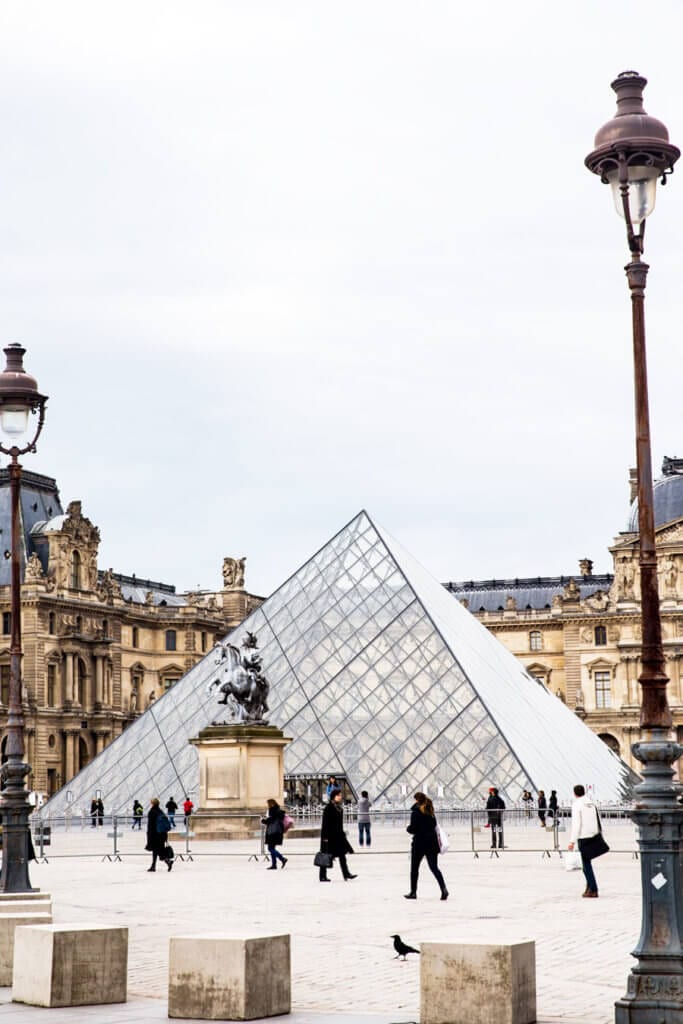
[628,457,683,531]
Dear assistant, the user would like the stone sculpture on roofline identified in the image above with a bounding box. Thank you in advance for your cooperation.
[206,631,270,725]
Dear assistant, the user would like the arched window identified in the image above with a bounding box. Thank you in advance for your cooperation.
[165,629,177,652]
[529,630,543,652]
[594,625,607,646]
[71,550,81,590]
[598,733,620,756]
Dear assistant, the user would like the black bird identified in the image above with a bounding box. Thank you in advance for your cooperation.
[391,934,420,960]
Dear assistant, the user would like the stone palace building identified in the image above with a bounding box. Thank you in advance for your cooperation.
[0,469,263,796]
[446,457,683,771]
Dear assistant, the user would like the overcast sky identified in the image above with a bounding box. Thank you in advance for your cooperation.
[1,2,683,598]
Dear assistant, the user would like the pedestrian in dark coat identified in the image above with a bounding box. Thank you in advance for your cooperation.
[262,798,288,870]
[146,797,172,872]
[90,797,97,828]
[538,790,547,826]
[548,790,558,820]
[319,789,356,881]
[404,791,448,901]
[96,798,104,827]
[486,787,506,849]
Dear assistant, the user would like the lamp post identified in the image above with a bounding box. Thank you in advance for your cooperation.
[0,344,47,893]
[586,72,683,1021]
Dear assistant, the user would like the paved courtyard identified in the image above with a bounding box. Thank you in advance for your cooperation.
[0,817,642,1023]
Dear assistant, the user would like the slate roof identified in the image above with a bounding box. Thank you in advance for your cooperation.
[444,574,614,612]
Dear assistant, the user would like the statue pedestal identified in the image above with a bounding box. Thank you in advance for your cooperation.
[189,725,291,840]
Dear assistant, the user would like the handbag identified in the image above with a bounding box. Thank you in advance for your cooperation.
[435,823,449,854]
[163,844,175,861]
[283,814,294,833]
[314,851,333,868]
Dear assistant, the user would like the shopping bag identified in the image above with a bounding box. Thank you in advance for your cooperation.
[564,849,582,871]
[436,823,449,854]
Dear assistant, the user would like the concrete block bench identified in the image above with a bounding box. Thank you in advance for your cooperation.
[12,923,128,1007]
[0,911,53,985]
[168,933,290,1020]
[421,939,536,1024]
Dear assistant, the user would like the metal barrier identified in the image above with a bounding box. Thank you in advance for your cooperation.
[28,805,637,862]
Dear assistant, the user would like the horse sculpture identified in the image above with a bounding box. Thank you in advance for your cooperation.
[206,636,270,724]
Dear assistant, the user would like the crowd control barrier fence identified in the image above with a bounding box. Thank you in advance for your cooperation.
[28,805,639,864]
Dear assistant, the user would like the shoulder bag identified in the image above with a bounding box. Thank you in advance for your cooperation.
[314,851,333,868]
[578,809,609,860]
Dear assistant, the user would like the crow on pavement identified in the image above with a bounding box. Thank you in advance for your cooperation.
[391,934,420,960]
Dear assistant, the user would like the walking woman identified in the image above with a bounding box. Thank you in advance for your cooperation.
[146,797,173,872]
[262,798,288,870]
[405,792,448,901]
[318,789,357,882]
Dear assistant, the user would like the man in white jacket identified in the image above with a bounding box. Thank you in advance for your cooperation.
[567,784,600,898]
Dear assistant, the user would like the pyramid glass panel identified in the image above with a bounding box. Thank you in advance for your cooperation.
[42,511,637,818]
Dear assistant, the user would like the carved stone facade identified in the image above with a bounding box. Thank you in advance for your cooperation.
[0,470,263,797]
[446,459,683,773]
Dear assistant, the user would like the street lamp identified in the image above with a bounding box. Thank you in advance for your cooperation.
[586,72,683,1021]
[0,344,47,893]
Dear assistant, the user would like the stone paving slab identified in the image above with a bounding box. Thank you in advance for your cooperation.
[0,820,641,1024]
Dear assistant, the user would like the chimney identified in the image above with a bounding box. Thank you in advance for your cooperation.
[579,558,593,577]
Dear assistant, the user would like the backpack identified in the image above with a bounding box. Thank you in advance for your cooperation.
[282,814,294,833]
[156,812,172,834]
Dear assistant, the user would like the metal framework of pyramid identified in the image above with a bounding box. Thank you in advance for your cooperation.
[41,510,635,817]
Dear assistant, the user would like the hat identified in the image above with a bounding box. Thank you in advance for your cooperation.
[488,787,495,793]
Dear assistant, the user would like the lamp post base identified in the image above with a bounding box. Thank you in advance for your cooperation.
[0,758,36,894]
[615,733,683,1023]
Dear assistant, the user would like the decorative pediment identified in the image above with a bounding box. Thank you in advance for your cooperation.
[586,657,616,677]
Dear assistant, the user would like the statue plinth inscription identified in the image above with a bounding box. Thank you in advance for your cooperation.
[189,725,291,839]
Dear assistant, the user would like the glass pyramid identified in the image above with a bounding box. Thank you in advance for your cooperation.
[41,511,635,817]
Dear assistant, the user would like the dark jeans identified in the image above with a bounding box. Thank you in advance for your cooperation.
[358,822,371,846]
[319,852,352,880]
[490,823,504,848]
[269,845,286,867]
[410,846,446,895]
[580,850,598,893]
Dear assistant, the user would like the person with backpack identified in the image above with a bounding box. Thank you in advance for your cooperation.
[132,799,143,830]
[262,798,288,870]
[146,797,173,872]
[165,796,178,828]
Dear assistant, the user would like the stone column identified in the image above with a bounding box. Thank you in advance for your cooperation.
[63,729,77,781]
[94,730,110,756]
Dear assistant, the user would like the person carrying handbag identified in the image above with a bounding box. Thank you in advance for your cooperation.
[567,784,609,898]
[317,789,356,882]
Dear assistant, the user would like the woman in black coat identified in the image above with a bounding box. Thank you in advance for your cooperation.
[405,792,448,901]
[538,790,547,826]
[146,797,172,872]
[262,799,288,870]
[318,789,356,882]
